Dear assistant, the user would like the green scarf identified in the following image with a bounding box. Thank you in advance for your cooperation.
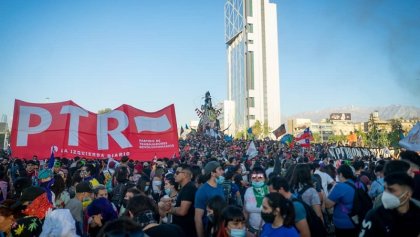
[253,185,269,208]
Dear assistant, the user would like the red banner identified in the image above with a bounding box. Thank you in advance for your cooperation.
[10,100,179,161]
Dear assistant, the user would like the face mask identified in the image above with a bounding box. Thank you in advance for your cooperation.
[260,211,276,223]
[153,180,162,186]
[252,181,265,188]
[229,228,246,237]
[381,191,407,209]
[216,176,225,185]
[164,188,171,196]
[207,214,214,223]
[82,197,92,203]
[144,186,149,192]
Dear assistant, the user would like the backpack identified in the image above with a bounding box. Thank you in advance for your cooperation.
[344,181,373,230]
[294,186,328,237]
[354,175,368,192]
[222,180,236,205]
[111,181,134,209]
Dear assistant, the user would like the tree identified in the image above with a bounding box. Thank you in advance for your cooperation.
[235,130,245,140]
[312,132,321,143]
[388,118,403,148]
[365,112,391,148]
[262,122,271,138]
[98,108,112,114]
[354,130,367,147]
[328,134,347,144]
[251,120,263,139]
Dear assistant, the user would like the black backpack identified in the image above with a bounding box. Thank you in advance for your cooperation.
[344,181,373,229]
[112,181,135,208]
[293,186,328,237]
[222,180,236,205]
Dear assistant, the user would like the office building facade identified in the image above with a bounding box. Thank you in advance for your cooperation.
[224,0,280,136]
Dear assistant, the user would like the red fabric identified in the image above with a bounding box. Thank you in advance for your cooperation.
[22,193,52,220]
[10,100,179,161]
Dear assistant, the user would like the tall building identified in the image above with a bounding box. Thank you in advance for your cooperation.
[224,0,280,136]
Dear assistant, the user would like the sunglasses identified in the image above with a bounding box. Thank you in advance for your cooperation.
[251,174,265,180]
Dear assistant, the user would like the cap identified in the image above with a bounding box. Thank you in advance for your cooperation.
[21,186,46,203]
[38,169,53,180]
[108,161,116,169]
[54,160,61,168]
[143,162,149,167]
[11,186,46,209]
[204,161,221,176]
[27,160,37,166]
[76,181,93,193]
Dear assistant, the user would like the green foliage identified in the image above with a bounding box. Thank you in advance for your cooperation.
[98,108,112,114]
[355,130,367,147]
[312,132,321,143]
[366,113,393,148]
[235,130,245,139]
[252,120,263,139]
[328,134,347,144]
[262,122,271,138]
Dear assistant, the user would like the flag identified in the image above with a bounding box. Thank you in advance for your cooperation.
[280,134,294,145]
[247,127,253,134]
[399,122,420,152]
[246,140,258,159]
[47,145,57,169]
[296,128,313,140]
[185,124,189,129]
[291,128,313,148]
[224,135,233,142]
[180,126,184,135]
[273,124,286,139]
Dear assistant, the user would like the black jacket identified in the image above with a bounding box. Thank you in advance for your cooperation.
[359,200,420,237]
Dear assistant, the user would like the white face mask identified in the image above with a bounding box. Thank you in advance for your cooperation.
[381,191,407,209]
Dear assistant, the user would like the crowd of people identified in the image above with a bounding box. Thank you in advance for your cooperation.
[0,133,419,237]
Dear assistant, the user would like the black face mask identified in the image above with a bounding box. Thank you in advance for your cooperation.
[261,211,276,223]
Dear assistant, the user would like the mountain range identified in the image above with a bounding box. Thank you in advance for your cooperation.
[285,105,420,123]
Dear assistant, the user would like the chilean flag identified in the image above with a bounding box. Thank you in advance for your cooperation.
[291,128,313,148]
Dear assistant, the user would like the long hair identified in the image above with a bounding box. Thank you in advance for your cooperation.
[51,174,66,197]
[206,195,227,237]
[289,163,313,191]
[264,193,295,227]
[126,195,158,220]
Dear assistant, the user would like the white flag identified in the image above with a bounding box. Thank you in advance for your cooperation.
[246,141,258,159]
[399,122,420,152]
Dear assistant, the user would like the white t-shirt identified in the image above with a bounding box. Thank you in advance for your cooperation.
[265,167,274,177]
[244,187,264,230]
[315,169,334,196]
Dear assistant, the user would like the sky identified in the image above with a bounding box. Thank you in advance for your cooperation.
[0,0,419,128]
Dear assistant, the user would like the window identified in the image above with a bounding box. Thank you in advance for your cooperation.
[246,51,254,90]
[247,0,253,17]
[247,23,253,33]
[247,97,255,108]
[248,115,255,120]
